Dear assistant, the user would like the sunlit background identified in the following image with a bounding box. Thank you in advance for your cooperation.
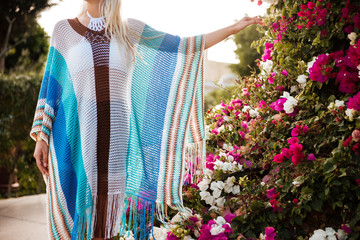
[38,0,268,63]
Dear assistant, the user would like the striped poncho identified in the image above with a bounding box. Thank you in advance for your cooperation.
[30,17,206,240]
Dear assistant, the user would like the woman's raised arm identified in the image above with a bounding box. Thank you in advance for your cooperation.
[204,16,263,50]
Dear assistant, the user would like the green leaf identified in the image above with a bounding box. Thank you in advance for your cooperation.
[311,199,323,212]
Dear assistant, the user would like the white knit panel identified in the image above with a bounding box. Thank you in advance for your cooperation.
[107,39,132,194]
[57,20,98,197]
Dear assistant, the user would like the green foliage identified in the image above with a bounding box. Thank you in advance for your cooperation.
[173,0,360,239]
[5,22,49,73]
[0,73,45,198]
[230,25,263,77]
[0,0,53,72]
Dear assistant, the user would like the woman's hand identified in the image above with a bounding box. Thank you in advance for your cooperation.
[231,16,263,35]
[33,135,49,176]
[204,16,263,50]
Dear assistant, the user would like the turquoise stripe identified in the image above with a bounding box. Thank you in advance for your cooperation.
[36,105,45,110]
[32,119,43,127]
[50,47,93,215]
[172,35,203,204]
[156,39,188,203]
[126,25,166,195]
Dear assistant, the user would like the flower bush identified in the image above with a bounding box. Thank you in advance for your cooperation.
[163,0,360,239]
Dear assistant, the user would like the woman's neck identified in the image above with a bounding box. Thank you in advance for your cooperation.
[87,2,101,18]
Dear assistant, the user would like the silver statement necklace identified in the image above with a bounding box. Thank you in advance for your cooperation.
[86,11,106,31]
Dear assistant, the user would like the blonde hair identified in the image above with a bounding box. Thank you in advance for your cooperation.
[79,0,136,63]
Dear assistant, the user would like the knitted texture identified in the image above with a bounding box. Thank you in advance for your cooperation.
[30,17,206,240]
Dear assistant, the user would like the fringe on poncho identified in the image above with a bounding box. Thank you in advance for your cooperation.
[30,17,206,240]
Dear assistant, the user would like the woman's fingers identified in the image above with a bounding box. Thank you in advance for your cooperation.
[33,141,49,176]
[42,147,49,175]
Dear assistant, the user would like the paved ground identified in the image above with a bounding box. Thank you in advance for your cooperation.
[0,193,48,240]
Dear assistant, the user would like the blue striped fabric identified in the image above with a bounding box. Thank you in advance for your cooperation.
[30,18,206,240]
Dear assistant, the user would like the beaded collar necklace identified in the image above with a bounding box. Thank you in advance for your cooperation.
[86,11,106,31]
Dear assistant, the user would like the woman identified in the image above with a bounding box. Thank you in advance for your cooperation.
[31,0,262,239]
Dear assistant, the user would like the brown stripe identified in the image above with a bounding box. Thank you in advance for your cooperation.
[91,34,111,240]
[68,17,111,238]
[164,37,196,206]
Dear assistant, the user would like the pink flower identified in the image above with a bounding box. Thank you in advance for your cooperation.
[352,129,360,142]
[290,143,303,153]
[288,137,299,145]
[224,213,236,223]
[292,152,304,165]
[341,224,351,234]
[264,227,276,240]
[259,100,267,108]
[266,188,277,199]
[347,91,360,111]
[166,232,179,240]
[281,148,293,159]
[273,154,285,163]
[281,69,288,76]
[293,198,299,204]
[276,86,285,92]
[211,128,219,135]
[238,130,245,138]
[308,154,316,161]
[268,76,275,84]
[269,199,280,212]
[242,88,250,96]
[269,98,287,112]
[307,2,316,10]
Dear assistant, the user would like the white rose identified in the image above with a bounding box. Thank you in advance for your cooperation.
[231,185,241,195]
[296,74,307,84]
[337,229,348,240]
[223,116,230,122]
[290,85,299,94]
[227,155,234,162]
[260,60,273,73]
[215,216,227,225]
[205,125,211,140]
[283,97,298,114]
[210,181,225,191]
[223,143,233,152]
[292,180,301,187]
[197,180,210,192]
[209,205,219,211]
[214,160,224,170]
[218,125,225,132]
[249,109,259,118]
[348,32,357,45]
[335,100,345,107]
[309,229,327,240]
[328,102,335,110]
[212,188,221,198]
[219,151,227,158]
[307,57,317,73]
[325,227,336,240]
[200,191,215,206]
[215,197,226,207]
[345,108,356,121]
[214,104,223,111]
[242,106,251,112]
[210,225,225,235]
[184,236,195,240]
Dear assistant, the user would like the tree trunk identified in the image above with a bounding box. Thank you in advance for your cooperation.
[0,16,16,72]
